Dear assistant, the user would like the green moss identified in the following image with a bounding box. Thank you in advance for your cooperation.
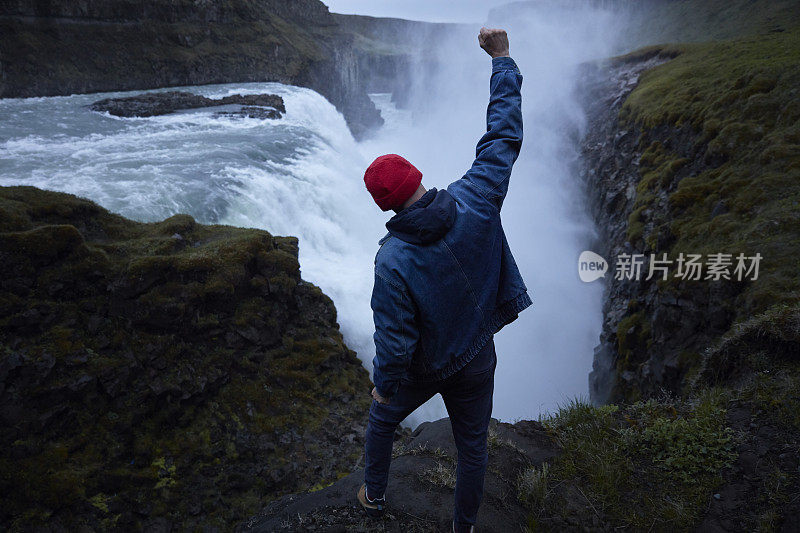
[695,303,800,390]
[620,400,736,485]
[88,493,110,514]
[626,206,646,243]
[0,186,373,530]
[616,312,652,373]
[612,25,800,397]
[529,392,737,529]
[624,137,691,247]
[622,29,800,130]
[0,442,86,519]
[741,365,800,431]
[151,457,177,490]
[0,224,86,259]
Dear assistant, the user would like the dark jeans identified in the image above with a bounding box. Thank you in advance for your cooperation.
[364,339,497,528]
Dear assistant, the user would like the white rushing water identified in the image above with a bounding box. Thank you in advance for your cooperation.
[0,2,625,426]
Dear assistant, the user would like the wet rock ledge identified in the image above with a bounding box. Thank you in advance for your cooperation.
[90,91,287,119]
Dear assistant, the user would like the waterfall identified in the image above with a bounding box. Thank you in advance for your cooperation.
[0,0,627,426]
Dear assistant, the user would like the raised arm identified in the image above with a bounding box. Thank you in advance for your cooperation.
[462,28,523,211]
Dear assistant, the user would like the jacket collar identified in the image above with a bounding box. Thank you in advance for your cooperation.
[380,188,456,245]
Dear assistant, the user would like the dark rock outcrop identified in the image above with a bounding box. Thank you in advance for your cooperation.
[578,52,677,404]
[580,51,743,404]
[217,105,283,120]
[696,398,800,532]
[331,14,464,108]
[240,417,559,532]
[90,91,286,119]
[0,186,372,530]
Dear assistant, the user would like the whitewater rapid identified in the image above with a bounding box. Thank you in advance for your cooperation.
[0,82,408,414]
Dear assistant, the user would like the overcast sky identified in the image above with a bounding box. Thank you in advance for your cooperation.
[322,0,513,23]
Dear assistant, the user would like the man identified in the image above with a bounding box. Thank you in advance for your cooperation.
[357,27,530,532]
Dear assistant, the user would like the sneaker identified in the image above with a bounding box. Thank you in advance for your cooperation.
[357,483,385,518]
[453,521,475,533]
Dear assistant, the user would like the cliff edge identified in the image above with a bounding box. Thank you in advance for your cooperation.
[0,186,372,530]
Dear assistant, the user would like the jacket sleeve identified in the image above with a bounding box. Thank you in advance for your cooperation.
[370,268,419,399]
[461,56,523,211]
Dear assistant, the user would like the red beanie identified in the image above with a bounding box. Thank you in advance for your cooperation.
[363,154,423,211]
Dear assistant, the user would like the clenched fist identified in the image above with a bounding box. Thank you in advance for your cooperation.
[478,27,510,58]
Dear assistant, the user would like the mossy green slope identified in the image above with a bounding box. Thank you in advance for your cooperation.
[610,26,800,397]
[0,186,371,530]
[520,354,800,531]
[521,391,735,530]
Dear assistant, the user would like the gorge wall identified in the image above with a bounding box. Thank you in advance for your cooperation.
[580,25,800,403]
[0,0,439,139]
[331,13,467,108]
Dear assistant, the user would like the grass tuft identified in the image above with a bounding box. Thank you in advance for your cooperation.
[522,393,739,529]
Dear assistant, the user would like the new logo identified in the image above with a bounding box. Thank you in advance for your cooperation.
[578,251,608,282]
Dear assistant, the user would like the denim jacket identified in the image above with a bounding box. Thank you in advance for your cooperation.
[371,56,530,399]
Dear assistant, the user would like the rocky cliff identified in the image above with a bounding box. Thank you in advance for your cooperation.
[0,186,372,530]
[242,417,559,532]
[0,0,432,139]
[242,363,800,531]
[582,26,800,404]
[331,14,464,108]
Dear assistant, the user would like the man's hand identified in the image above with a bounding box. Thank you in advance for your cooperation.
[371,387,390,405]
[478,27,510,58]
